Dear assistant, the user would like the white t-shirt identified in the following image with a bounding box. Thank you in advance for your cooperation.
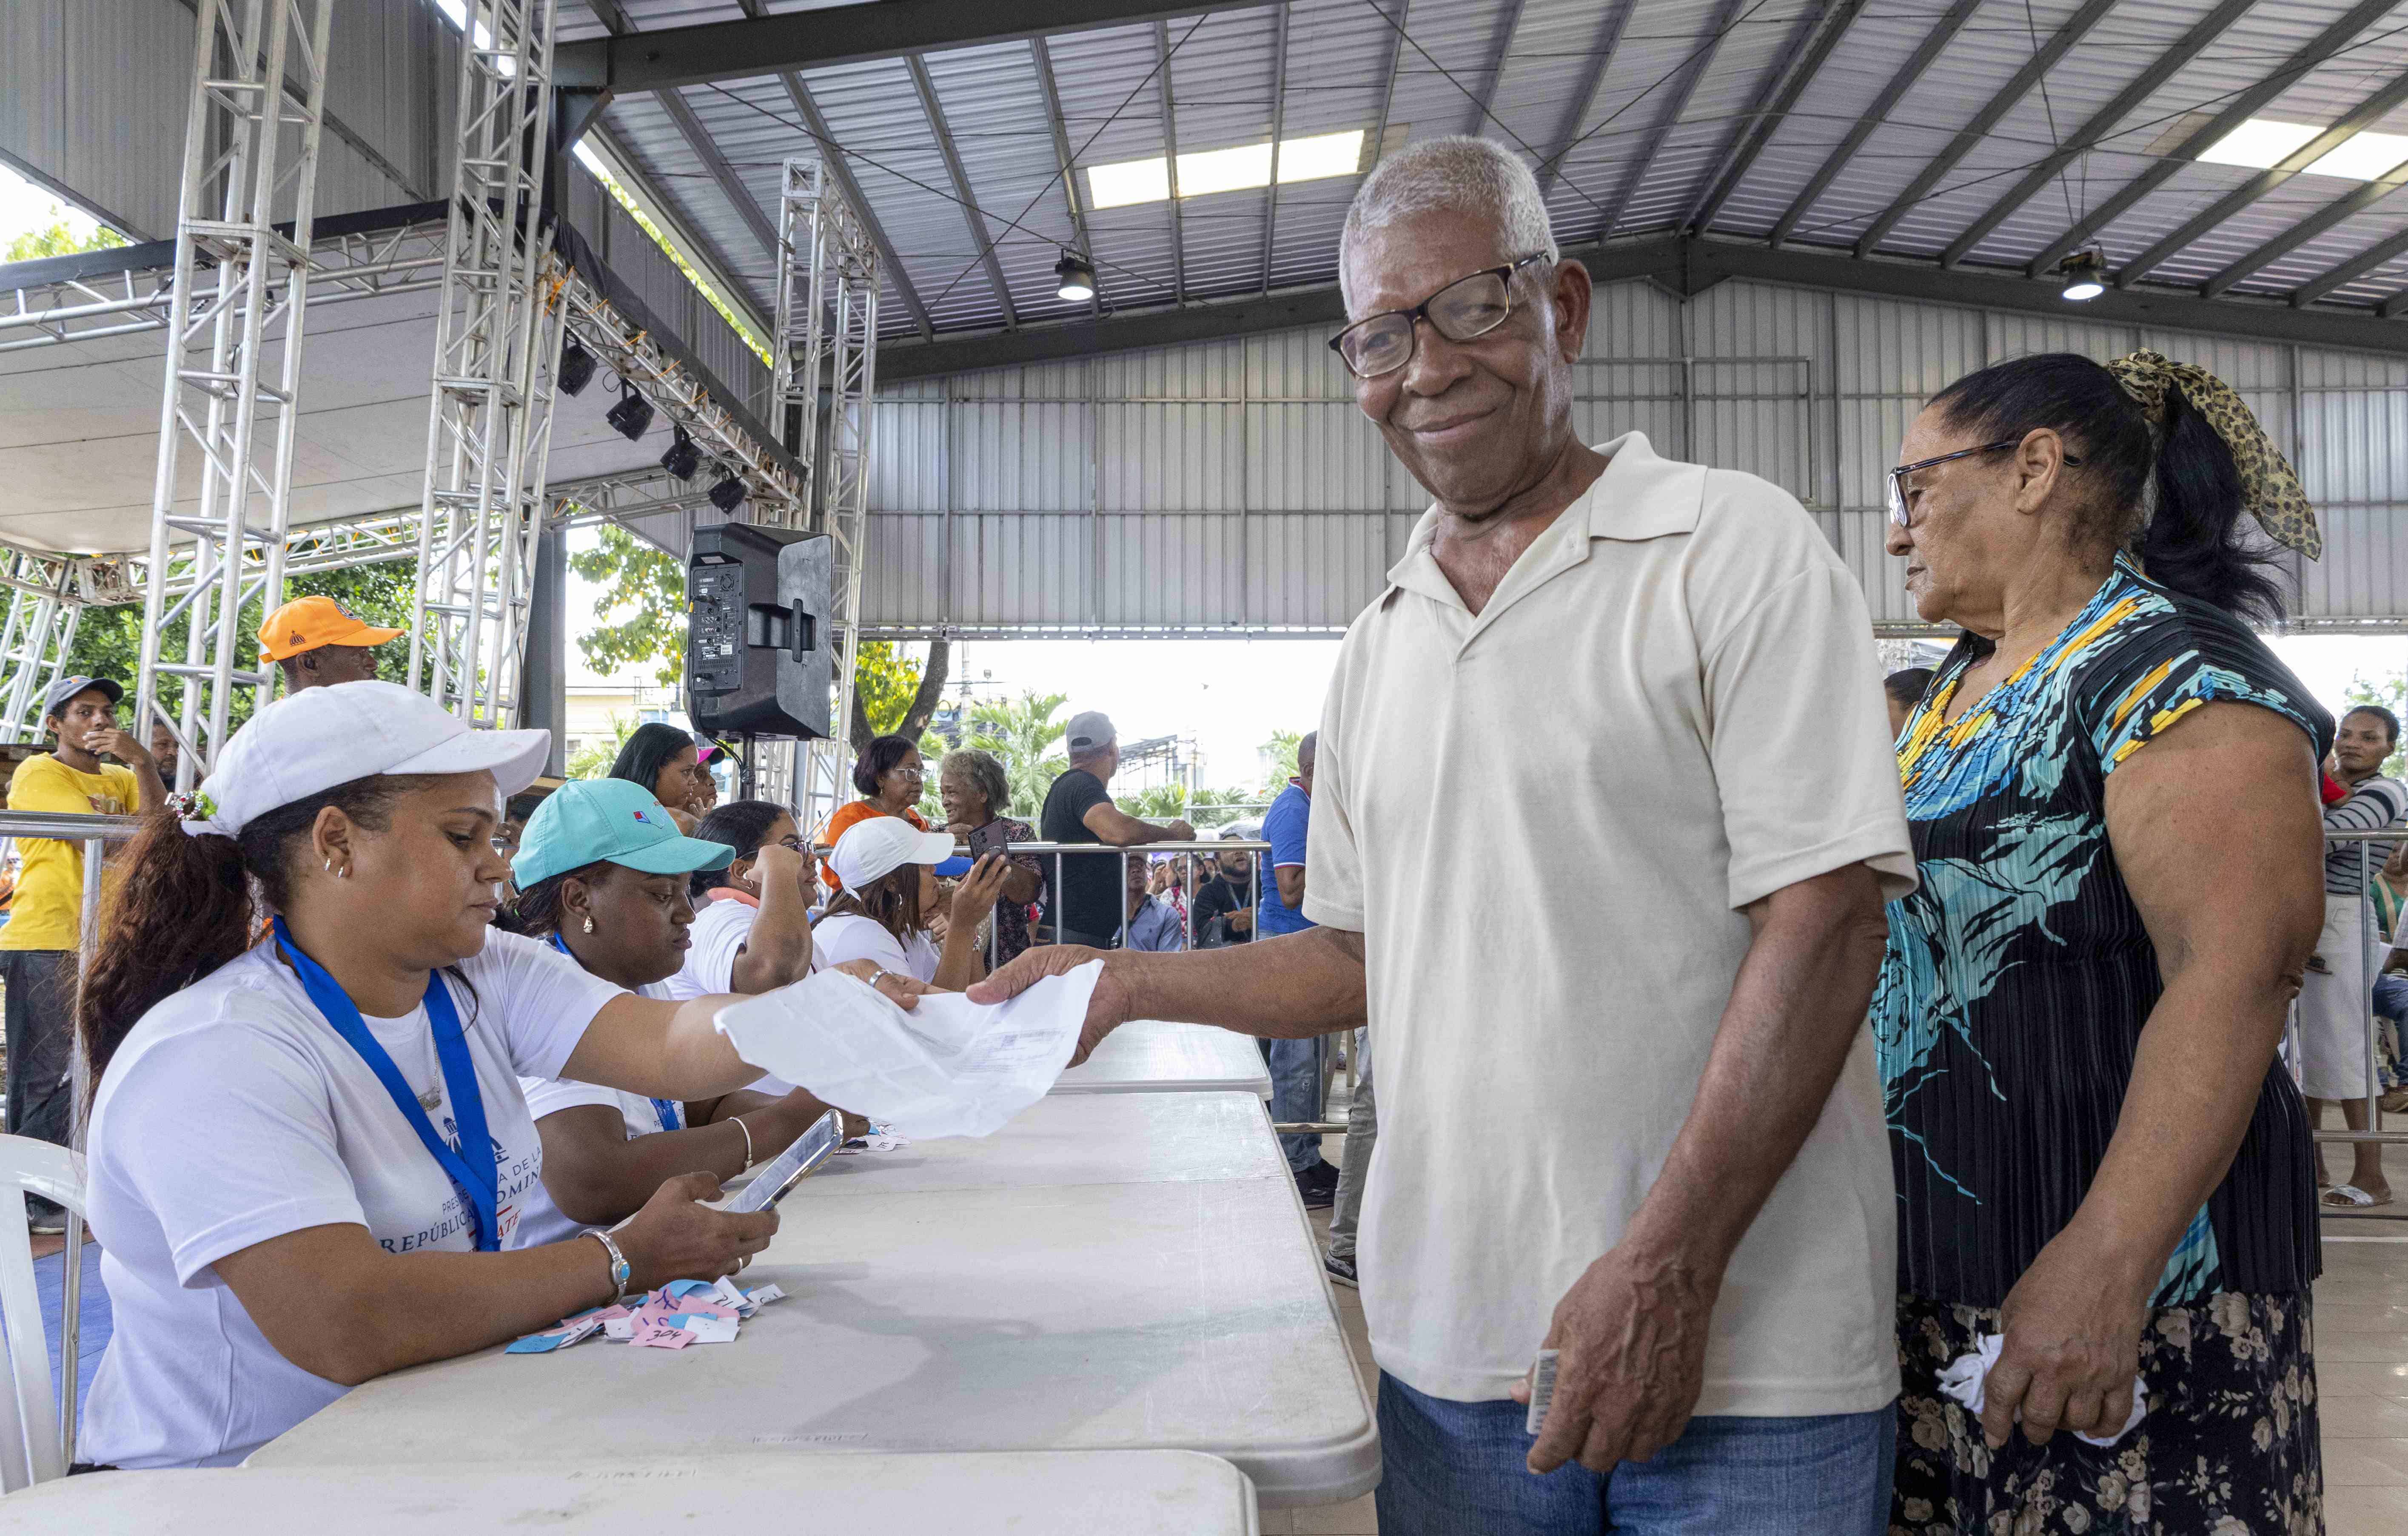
[1308,432,1917,1414]
[513,981,677,1250]
[80,930,623,1468]
[812,911,940,984]
[665,896,756,999]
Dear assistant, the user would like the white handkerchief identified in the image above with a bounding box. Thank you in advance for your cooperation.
[1937,1334,2149,1448]
[714,963,1100,1138]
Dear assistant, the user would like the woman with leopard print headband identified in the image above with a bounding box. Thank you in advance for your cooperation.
[1876,351,2330,1536]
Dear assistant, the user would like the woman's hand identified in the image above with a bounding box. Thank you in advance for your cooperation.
[609,1171,780,1292]
[832,957,941,1005]
[949,853,1012,929]
[753,841,808,899]
[1981,1232,2149,1448]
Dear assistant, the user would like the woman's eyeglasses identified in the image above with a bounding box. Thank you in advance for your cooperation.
[1887,439,2081,529]
[1328,252,1549,380]
[777,835,807,852]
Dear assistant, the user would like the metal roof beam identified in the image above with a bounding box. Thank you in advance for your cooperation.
[907,54,1019,329]
[2288,219,2408,307]
[1032,37,1103,318]
[1768,0,1981,247]
[1588,0,1748,242]
[1940,0,2253,269]
[2117,65,2408,288]
[1851,0,2116,257]
[1157,20,1188,304]
[1367,0,1410,177]
[2025,0,2401,279]
[876,236,2408,380]
[1262,6,1291,293]
[1462,0,1528,137]
[1682,0,1857,232]
[1538,0,1640,205]
[555,0,1267,95]
[2204,161,2408,299]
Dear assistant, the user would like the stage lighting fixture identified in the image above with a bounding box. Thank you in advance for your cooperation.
[660,427,702,480]
[556,339,596,396]
[1054,250,1097,302]
[708,472,747,513]
[607,385,654,441]
[2058,250,2106,303]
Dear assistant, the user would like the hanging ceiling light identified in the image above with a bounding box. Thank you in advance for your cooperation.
[556,338,596,397]
[606,384,654,441]
[659,427,701,480]
[708,471,747,512]
[2058,249,2106,303]
[1054,250,1096,302]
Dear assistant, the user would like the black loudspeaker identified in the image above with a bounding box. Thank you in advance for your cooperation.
[685,523,832,739]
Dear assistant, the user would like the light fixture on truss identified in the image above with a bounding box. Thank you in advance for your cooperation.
[557,338,596,396]
[708,470,747,512]
[660,427,701,480]
[607,383,655,440]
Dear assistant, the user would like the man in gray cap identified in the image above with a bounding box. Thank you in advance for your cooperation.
[1038,710,1194,947]
[2,675,163,1229]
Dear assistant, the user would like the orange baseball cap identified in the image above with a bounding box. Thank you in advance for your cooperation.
[258,595,405,663]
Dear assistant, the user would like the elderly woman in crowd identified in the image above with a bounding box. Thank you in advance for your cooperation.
[1877,350,2330,1534]
[936,748,1045,967]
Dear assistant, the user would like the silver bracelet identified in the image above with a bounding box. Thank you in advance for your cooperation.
[585,1228,631,1300]
[731,1112,755,1167]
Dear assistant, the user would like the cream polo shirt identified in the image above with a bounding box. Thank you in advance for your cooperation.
[1304,431,1917,1414]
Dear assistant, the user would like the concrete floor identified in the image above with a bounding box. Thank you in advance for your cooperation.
[1282,1087,2408,1535]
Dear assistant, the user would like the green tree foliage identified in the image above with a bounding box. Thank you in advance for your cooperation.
[1259,728,1304,792]
[566,713,639,780]
[2346,670,2408,779]
[64,562,417,736]
[4,215,126,264]
[952,690,1069,819]
[1119,782,1252,829]
[568,527,685,686]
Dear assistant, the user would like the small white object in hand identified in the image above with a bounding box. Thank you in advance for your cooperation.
[1937,1334,2148,1447]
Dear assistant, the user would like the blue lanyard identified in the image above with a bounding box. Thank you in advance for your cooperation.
[272,916,500,1252]
[546,932,681,1132]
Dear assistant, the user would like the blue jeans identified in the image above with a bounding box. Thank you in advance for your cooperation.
[1262,1033,1328,1172]
[1374,1371,1894,1536]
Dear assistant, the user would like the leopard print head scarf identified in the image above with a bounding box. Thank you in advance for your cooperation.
[2103,349,2321,560]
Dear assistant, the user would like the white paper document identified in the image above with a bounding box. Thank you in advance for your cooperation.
[713,962,1100,1138]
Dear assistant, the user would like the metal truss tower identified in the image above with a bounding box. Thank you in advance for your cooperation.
[773,156,881,828]
[411,0,562,728]
[0,552,91,744]
[134,0,336,787]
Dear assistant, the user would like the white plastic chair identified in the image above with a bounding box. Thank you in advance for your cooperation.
[0,1135,85,1490]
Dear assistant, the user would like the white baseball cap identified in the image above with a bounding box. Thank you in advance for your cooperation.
[184,680,550,839]
[828,814,957,893]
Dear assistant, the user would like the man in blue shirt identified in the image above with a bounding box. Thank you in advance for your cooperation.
[1258,734,1340,1203]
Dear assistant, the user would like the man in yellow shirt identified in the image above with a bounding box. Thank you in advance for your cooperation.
[257,594,402,692]
[3,676,162,1230]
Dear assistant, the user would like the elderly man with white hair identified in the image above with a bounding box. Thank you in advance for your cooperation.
[979,137,1915,1533]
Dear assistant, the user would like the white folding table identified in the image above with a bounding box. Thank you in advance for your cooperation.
[253,1101,1377,1508]
[1050,1018,1273,1098]
[11,1451,1258,1533]
[803,1090,1286,1195]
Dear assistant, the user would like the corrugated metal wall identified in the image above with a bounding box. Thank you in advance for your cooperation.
[1,0,457,239]
[864,276,2408,636]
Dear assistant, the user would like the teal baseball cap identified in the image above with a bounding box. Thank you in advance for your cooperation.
[511,777,735,888]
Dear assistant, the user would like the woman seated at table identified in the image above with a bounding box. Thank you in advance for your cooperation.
[811,732,930,896]
[664,799,818,1001]
[607,720,706,833]
[819,816,1010,989]
[71,683,926,1470]
[500,778,854,1249]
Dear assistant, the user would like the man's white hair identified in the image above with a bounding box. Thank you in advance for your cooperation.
[1339,136,1559,312]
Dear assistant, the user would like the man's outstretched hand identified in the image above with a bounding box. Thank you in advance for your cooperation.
[968,944,1130,1065]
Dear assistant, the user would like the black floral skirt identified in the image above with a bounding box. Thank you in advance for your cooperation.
[1892,1291,2322,1535]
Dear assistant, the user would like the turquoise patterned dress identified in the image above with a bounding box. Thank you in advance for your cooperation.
[1876,555,2331,1536]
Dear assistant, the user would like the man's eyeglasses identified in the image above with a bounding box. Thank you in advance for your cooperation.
[1328,251,1550,380]
[1887,438,2081,529]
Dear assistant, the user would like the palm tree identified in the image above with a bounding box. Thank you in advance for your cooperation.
[957,690,1070,817]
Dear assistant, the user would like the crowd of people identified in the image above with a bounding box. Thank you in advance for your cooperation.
[0,130,2383,1534]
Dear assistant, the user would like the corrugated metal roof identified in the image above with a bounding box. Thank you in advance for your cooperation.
[573,0,2408,343]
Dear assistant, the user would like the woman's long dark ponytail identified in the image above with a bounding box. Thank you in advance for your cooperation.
[1929,353,2287,626]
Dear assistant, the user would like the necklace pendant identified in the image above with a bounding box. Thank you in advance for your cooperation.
[416,1087,444,1110]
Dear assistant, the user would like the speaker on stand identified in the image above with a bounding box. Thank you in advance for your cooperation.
[686,523,834,811]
